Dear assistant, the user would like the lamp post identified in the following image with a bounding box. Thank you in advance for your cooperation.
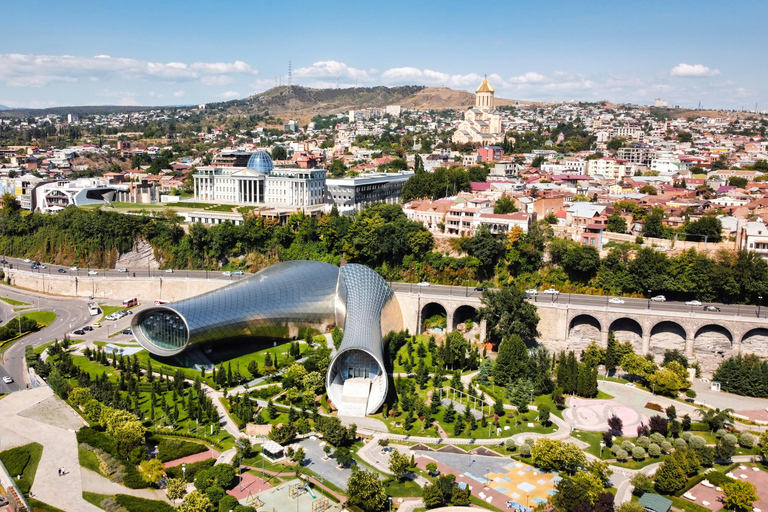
[182,463,186,482]
[526,493,530,509]
[599,441,605,458]
[759,296,763,318]
[389,497,392,512]
[648,289,652,309]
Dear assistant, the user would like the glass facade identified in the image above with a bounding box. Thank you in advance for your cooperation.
[246,150,274,174]
[139,309,188,351]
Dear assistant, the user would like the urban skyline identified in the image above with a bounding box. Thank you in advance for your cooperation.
[1,0,765,109]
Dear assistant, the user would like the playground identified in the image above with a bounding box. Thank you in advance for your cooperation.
[487,461,560,510]
[237,477,341,512]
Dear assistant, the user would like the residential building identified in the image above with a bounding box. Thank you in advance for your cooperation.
[326,171,413,212]
[737,220,768,259]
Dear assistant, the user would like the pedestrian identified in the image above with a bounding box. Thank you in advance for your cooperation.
[62,467,66,475]
[58,468,61,476]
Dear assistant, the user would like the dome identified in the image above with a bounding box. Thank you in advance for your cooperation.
[246,151,274,174]
[476,78,495,93]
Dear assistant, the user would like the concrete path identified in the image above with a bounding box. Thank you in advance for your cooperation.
[2,387,102,512]
[204,384,245,439]
[80,468,169,502]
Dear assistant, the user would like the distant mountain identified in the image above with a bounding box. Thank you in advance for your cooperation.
[0,104,177,118]
[0,105,13,110]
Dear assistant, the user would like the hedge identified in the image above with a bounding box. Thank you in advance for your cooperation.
[165,458,215,482]
[147,428,224,450]
[115,494,175,512]
[156,439,207,463]
[0,446,31,475]
[75,428,150,489]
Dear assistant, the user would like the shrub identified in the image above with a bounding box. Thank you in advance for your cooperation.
[705,471,736,488]
[648,444,661,457]
[616,449,628,461]
[631,473,655,495]
[621,441,635,452]
[739,433,755,448]
[611,444,621,455]
[675,438,687,450]
[716,428,727,438]
[165,458,215,482]
[722,434,738,446]
[602,431,613,448]
[682,432,692,442]
[505,439,516,451]
[650,433,665,445]
[688,436,706,450]
[76,427,117,456]
[660,441,672,454]
[636,436,650,449]
[519,444,532,457]
[632,447,646,461]
[524,437,535,447]
[114,494,175,512]
[156,439,207,463]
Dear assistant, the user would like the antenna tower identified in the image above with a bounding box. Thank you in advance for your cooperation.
[288,60,292,85]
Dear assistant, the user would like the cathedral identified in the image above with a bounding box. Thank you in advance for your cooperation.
[452,78,504,146]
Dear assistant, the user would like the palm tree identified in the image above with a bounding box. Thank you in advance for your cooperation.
[697,407,733,432]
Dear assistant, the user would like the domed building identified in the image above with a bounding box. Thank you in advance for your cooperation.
[452,78,504,146]
[246,150,274,174]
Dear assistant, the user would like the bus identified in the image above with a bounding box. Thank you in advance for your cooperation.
[88,303,100,316]
[123,297,138,308]
[154,299,170,306]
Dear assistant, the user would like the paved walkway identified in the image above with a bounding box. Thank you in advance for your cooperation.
[80,468,169,502]
[163,448,220,468]
[1,387,101,512]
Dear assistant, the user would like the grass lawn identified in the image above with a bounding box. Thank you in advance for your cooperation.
[384,478,422,497]
[669,496,712,512]
[93,340,137,348]
[0,296,28,306]
[98,304,135,322]
[21,310,57,325]
[0,442,43,495]
[78,446,102,475]
[34,340,57,355]
[27,499,67,512]
[82,491,112,508]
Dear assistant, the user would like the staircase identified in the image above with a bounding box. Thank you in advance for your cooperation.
[337,378,371,417]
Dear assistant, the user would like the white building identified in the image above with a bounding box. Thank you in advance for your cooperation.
[738,221,768,260]
[33,178,128,213]
[326,172,413,212]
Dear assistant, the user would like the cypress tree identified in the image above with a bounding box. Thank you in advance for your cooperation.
[605,331,619,373]
[556,351,568,390]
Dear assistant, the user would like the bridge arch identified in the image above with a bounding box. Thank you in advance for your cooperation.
[567,314,602,352]
[649,321,687,363]
[694,324,733,371]
[452,305,478,330]
[609,317,643,352]
[740,328,768,358]
[421,302,448,332]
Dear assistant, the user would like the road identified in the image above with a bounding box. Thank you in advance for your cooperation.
[0,283,91,392]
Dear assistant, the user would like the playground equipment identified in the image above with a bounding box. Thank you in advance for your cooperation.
[312,498,330,512]
[289,483,307,499]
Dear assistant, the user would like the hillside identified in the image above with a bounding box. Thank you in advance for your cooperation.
[207,85,527,123]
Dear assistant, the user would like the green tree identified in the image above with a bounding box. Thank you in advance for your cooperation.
[478,287,540,344]
[347,469,387,512]
[653,456,687,494]
[606,213,627,233]
[605,332,620,373]
[727,176,749,188]
[332,326,343,350]
[493,334,529,386]
[271,146,287,161]
[422,483,444,509]
[166,477,187,502]
[531,438,586,473]
[388,449,410,481]
[179,491,212,512]
[723,480,759,512]
[607,137,627,151]
[494,197,518,214]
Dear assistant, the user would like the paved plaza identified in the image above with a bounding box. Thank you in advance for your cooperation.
[297,438,356,491]
[487,461,559,509]
[239,478,342,512]
[564,397,647,434]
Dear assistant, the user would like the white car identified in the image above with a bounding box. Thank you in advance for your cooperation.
[70,266,79,271]
[685,300,702,306]
[525,289,538,295]
[117,268,128,273]
[2,376,12,384]
[222,271,232,277]
[608,297,625,304]
[651,295,666,302]
[417,281,430,286]
[38,264,46,269]
[88,270,98,276]
[165,269,173,273]
[23,258,31,263]
[543,288,560,295]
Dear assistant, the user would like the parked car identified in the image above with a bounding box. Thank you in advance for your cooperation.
[83,326,93,331]
[70,266,79,271]
[608,297,625,304]
[2,376,13,384]
[222,271,232,277]
[72,329,85,335]
[474,286,485,291]
[92,323,101,328]
[543,288,560,295]
[58,268,67,273]
[88,270,98,275]
[234,270,244,275]
[165,269,173,273]
[122,329,133,335]
[650,295,666,302]
[38,264,46,269]
[117,268,128,273]
[703,305,721,312]
[685,300,702,306]
[417,281,430,286]
[525,289,538,295]
[0,259,7,264]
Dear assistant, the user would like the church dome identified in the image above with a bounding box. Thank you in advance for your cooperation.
[476,79,495,93]
[246,150,274,174]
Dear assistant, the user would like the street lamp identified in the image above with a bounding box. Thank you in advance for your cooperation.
[526,493,530,509]
[182,463,186,482]
[759,296,763,318]
[647,289,651,309]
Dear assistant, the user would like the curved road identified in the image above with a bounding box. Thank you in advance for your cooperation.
[0,284,91,392]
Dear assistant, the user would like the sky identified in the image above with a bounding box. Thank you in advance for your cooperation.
[1,0,766,110]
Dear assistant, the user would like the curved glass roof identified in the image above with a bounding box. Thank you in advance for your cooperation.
[246,150,274,174]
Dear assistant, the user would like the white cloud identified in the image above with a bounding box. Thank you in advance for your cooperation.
[507,72,545,84]
[670,63,720,77]
[201,75,234,86]
[380,67,484,87]
[173,90,185,98]
[216,91,241,99]
[294,60,370,80]
[0,53,256,87]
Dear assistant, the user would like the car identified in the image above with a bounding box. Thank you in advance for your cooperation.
[222,271,232,277]
[38,264,46,269]
[30,264,38,270]
[685,398,695,403]
[106,314,117,321]
[2,376,13,384]
[650,295,666,302]
[70,266,79,271]
[685,300,702,306]
[0,259,7,264]
[23,258,31,263]
[58,268,66,273]
[83,326,93,331]
[608,297,625,304]
[474,286,485,291]
[92,323,101,328]
[117,268,128,273]
[417,281,430,286]
[703,305,721,312]
[525,289,538,295]
[88,270,98,275]
[72,329,85,335]
[543,288,560,295]
[122,329,133,335]
[165,269,173,273]
[234,270,244,275]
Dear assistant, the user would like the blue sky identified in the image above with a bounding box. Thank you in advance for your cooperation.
[1,0,765,109]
